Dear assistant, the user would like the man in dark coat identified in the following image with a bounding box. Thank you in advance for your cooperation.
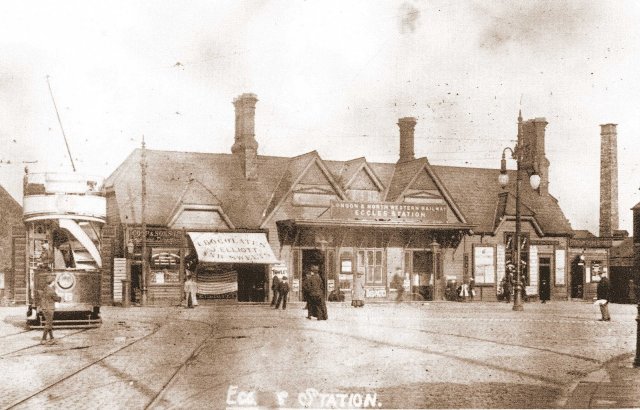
[40,275,62,344]
[596,276,611,321]
[275,276,290,310]
[270,273,280,307]
[303,265,327,320]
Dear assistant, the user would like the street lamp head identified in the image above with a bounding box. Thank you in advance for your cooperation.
[498,153,509,188]
[529,172,541,190]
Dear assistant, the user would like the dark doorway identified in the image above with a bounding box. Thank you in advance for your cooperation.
[302,249,326,297]
[610,266,635,303]
[237,264,266,302]
[131,265,142,304]
[570,257,584,299]
[539,257,551,301]
[412,251,434,301]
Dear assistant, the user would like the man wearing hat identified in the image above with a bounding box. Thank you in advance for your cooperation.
[40,274,62,344]
[303,265,327,320]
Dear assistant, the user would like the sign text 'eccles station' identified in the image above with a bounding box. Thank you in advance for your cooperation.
[330,201,447,223]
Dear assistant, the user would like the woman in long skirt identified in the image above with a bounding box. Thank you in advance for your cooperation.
[351,272,365,307]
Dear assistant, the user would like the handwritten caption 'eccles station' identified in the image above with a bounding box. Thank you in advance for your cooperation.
[227,385,382,409]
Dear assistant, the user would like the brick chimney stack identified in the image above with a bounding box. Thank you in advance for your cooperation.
[398,117,417,163]
[599,123,619,238]
[518,115,550,195]
[231,93,259,180]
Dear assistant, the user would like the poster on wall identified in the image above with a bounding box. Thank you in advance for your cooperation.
[555,250,566,285]
[496,245,505,285]
[529,246,538,292]
[473,246,495,284]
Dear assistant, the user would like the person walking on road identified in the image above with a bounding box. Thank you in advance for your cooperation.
[351,271,365,307]
[275,276,290,310]
[596,275,611,321]
[184,274,198,308]
[40,274,61,344]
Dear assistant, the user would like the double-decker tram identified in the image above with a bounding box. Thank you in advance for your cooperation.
[24,172,106,328]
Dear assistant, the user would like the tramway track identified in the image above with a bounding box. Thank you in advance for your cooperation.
[0,329,31,339]
[5,314,214,410]
[0,328,91,358]
[5,321,163,409]
[324,314,605,365]
[143,317,217,409]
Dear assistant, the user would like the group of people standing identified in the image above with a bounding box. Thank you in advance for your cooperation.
[270,273,290,309]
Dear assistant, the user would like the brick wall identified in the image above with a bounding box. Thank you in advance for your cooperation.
[11,225,27,304]
[100,225,118,305]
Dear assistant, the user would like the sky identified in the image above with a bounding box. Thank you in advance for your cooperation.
[0,0,639,235]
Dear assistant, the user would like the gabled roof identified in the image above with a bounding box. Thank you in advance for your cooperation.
[493,191,537,232]
[261,151,346,226]
[105,149,573,236]
[106,149,289,227]
[328,157,385,192]
[430,166,573,235]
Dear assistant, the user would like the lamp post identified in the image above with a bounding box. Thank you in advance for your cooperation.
[634,269,640,367]
[140,137,148,306]
[499,146,540,311]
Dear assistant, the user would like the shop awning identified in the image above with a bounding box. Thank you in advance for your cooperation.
[187,232,279,264]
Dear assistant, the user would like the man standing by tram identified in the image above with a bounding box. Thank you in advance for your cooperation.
[40,274,61,344]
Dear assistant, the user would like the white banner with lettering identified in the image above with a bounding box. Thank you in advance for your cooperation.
[188,232,279,264]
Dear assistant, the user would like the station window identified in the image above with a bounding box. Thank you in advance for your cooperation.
[356,249,384,285]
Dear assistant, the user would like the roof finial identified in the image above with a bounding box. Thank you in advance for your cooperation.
[141,135,146,149]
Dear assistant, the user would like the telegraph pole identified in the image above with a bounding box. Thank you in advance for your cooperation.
[140,136,148,305]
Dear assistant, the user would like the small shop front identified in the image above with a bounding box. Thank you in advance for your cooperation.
[187,231,280,302]
[121,228,280,305]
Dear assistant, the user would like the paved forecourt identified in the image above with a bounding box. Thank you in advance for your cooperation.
[0,301,637,409]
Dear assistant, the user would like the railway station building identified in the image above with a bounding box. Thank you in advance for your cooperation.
[98,93,581,306]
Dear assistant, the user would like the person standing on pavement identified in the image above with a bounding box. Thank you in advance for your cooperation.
[275,276,290,309]
[351,271,365,307]
[468,278,476,302]
[270,273,281,307]
[391,269,404,303]
[184,274,198,308]
[596,275,611,321]
[304,265,327,320]
[40,274,61,344]
[628,279,637,304]
[540,277,550,303]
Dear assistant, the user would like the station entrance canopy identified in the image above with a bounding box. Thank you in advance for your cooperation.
[187,232,279,264]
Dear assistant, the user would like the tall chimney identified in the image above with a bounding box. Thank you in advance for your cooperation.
[398,117,416,163]
[232,93,259,180]
[599,123,619,238]
[518,114,549,195]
